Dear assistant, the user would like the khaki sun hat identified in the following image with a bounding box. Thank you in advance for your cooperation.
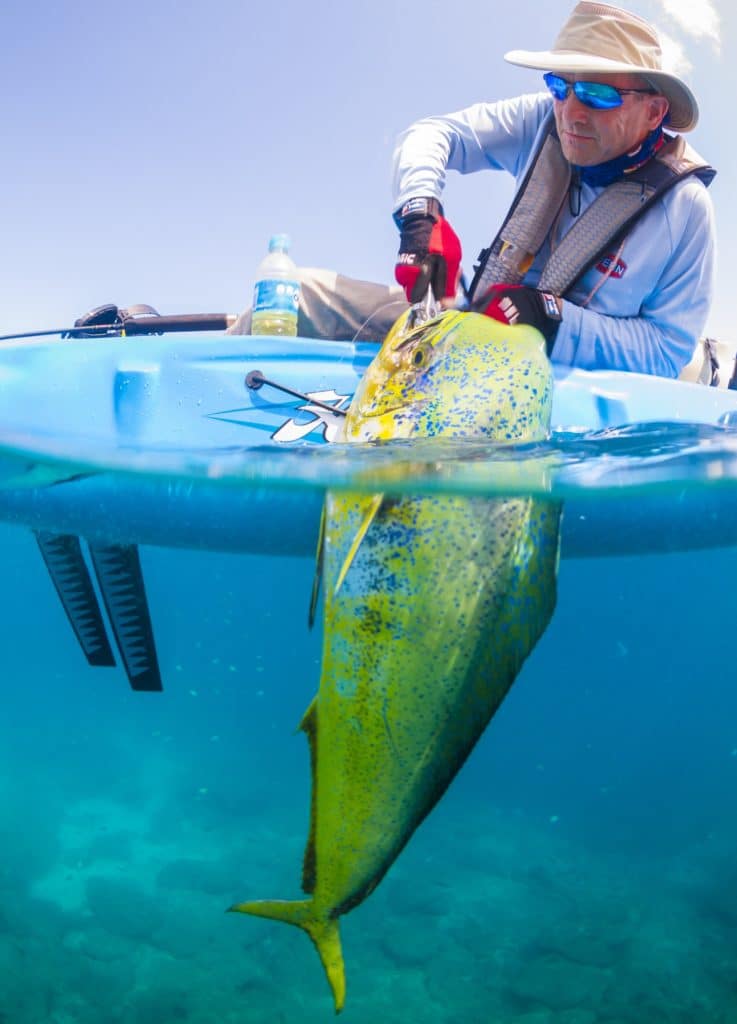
[504,1,698,132]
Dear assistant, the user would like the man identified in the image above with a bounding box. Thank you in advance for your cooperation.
[232,2,715,380]
[392,0,716,378]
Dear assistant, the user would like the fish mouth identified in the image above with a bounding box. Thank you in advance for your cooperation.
[361,403,409,418]
[359,397,430,421]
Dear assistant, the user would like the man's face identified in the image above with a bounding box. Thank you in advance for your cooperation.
[552,73,670,166]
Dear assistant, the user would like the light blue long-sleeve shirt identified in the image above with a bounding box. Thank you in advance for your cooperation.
[392,93,717,378]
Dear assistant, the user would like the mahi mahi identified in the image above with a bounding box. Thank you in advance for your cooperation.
[230,311,562,1011]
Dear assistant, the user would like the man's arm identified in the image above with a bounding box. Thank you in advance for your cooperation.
[391,94,550,212]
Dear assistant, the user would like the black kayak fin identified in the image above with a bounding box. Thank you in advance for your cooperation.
[36,531,162,691]
[35,531,117,668]
[88,543,163,692]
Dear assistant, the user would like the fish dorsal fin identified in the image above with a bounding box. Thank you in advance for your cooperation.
[308,505,327,630]
[298,696,318,893]
[333,493,384,599]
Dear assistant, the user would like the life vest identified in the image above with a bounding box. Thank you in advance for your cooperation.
[469,112,716,303]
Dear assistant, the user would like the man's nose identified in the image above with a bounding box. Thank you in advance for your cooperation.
[560,90,590,116]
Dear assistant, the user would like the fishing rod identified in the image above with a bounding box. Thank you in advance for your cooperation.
[0,304,238,343]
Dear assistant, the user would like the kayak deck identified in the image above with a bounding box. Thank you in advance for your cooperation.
[2,333,737,456]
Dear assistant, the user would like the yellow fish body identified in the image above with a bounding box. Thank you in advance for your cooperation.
[231,312,561,1011]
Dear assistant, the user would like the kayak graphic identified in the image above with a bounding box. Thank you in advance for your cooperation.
[271,390,351,443]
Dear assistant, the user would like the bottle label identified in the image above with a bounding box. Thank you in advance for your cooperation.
[253,279,300,314]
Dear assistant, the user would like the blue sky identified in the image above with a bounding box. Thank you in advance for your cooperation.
[0,0,732,346]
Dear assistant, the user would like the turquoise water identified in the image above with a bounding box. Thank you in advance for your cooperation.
[5,420,737,499]
[1,442,737,1021]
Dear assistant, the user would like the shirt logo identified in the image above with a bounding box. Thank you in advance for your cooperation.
[596,253,627,279]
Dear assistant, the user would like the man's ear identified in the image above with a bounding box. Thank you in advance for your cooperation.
[648,94,670,129]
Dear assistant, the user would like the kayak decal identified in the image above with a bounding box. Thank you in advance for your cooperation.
[272,390,351,444]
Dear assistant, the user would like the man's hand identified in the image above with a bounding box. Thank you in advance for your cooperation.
[478,284,561,354]
[394,198,462,304]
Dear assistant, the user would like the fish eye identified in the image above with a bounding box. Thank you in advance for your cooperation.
[410,344,430,367]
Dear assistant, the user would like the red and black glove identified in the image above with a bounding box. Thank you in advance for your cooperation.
[477,283,562,354]
[394,198,462,304]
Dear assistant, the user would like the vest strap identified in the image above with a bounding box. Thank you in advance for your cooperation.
[469,117,715,304]
[538,177,659,294]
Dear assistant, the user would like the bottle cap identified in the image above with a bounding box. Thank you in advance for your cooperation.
[268,233,291,253]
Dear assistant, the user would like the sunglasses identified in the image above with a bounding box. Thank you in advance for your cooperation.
[543,72,654,110]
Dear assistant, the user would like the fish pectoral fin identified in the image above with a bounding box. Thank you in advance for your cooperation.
[333,493,385,599]
[308,505,327,629]
[229,898,346,1013]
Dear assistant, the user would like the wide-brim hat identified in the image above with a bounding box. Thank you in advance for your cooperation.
[504,1,698,132]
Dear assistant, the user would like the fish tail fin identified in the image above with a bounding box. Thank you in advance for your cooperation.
[229,898,346,1013]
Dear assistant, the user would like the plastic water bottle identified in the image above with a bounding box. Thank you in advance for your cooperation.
[251,234,300,336]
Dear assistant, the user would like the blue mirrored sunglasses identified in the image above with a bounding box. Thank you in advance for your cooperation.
[543,72,654,110]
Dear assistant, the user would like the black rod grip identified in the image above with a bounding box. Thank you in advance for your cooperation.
[122,313,233,335]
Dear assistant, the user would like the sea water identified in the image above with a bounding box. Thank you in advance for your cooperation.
[1,430,737,1023]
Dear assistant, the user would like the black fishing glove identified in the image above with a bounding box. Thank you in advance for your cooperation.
[477,284,562,354]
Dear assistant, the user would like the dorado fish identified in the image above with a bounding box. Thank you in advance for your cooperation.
[230,311,561,1011]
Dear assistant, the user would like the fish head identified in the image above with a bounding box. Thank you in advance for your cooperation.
[342,311,553,444]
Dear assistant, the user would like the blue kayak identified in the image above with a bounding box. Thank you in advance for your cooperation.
[1,328,736,690]
[1,330,737,549]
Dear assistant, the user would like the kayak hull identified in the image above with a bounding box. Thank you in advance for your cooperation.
[1,471,735,560]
